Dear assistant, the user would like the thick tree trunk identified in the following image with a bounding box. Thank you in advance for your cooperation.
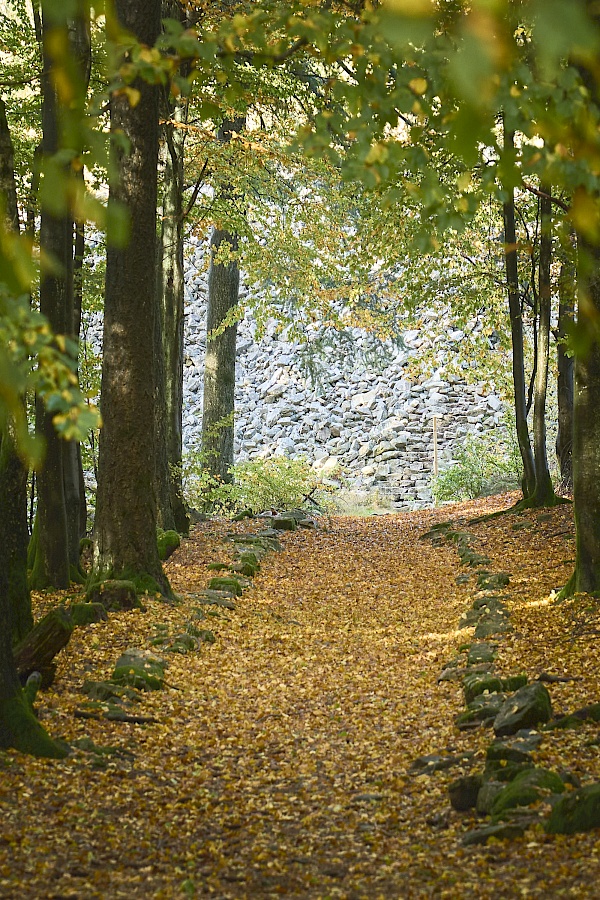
[30,4,81,590]
[530,189,555,506]
[503,165,536,498]
[92,0,170,596]
[566,235,600,593]
[556,255,575,492]
[0,97,32,641]
[0,431,33,643]
[201,118,244,485]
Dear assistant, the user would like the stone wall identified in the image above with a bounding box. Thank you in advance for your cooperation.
[182,239,505,510]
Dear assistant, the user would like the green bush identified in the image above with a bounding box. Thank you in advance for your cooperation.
[432,428,522,503]
[183,454,337,515]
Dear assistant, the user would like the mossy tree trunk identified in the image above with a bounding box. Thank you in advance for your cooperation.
[92,0,171,596]
[201,118,244,486]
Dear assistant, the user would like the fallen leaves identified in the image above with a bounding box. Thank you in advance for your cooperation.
[0,498,599,898]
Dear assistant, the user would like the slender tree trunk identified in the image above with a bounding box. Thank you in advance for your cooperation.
[155,1,190,534]
[555,252,575,492]
[201,118,244,485]
[62,11,91,570]
[530,189,555,505]
[92,0,170,596]
[502,147,536,498]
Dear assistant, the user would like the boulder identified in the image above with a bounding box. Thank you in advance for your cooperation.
[157,529,181,561]
[112,649,166,691]
[493,683,553,736]
[449,774,483,811]
[490,768,565,817]
[86,579,140,611]
[546,783,600,834]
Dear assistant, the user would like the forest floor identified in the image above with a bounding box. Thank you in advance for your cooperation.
[1,493,599,899]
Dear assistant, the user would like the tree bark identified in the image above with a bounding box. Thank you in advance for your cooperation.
[201,118,244,485]
[0,96,33,642]
[502,150,536,498]
[154,1,190,534]
[30,2,90,589]
[555,253,575,492]
[530,188,555,505]
[92,0,171,596]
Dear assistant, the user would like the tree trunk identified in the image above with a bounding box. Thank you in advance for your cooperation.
[530,188,555,506]
[156,95,189,532]
[556,253,575,492]
[92,0,171,596]
[0,431,33,643]
[565,234,600,593]
[30,3,80,590]
[503,164,536,498]
[154,1,190,535]
[0,96,33,642]
[201,118,244,485]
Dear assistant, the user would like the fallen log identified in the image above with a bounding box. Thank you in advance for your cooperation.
[13,607,73,688]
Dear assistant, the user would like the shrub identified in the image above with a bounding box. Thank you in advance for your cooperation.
[183,453,337,515]
[431,427,522,503]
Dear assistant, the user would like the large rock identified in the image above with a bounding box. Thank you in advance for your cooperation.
[490,768,565,817]
[112,649,166,691]
[546,783,600,834]
[493,683,553,736]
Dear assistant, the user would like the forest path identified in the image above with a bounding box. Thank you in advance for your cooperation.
[1,497,599,899]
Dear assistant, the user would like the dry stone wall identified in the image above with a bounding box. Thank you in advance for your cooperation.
[182,239,505,510]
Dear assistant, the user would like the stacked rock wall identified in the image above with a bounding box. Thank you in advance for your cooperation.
[182,239,505,510]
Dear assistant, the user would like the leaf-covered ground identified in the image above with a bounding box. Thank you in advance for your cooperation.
[1,495,599,899]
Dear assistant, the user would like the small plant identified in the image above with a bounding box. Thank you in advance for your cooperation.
[431,427,522,503]
[183,453,337,515]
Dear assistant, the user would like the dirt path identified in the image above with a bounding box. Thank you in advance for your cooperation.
[1,500,599,898]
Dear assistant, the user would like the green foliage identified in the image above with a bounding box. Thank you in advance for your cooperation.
[183,453,336,515]
[432,428,522,503]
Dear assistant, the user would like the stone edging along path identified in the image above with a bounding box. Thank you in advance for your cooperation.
[71,512,313,729]
[418,520,600,845]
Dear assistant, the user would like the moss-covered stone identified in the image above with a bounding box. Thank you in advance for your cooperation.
[448,774,483,811]
[462,822,526,845]
[272,516,297,531]
[157,529,181,561]
[69,602,108,627]
[207,576,245,596]
[493,683,553,736]
[81,680,141,704]
[112,649,166,691]
[501,674,528,693]
[455,693,507,729]
[491,768,565,817]
[477,572,510,589]
[463,673,504,704]
[467,643,497,665]
[86,579,141,611]
[546,782,600,834]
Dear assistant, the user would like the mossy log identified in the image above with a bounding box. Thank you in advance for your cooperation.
[13,607,73,688]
